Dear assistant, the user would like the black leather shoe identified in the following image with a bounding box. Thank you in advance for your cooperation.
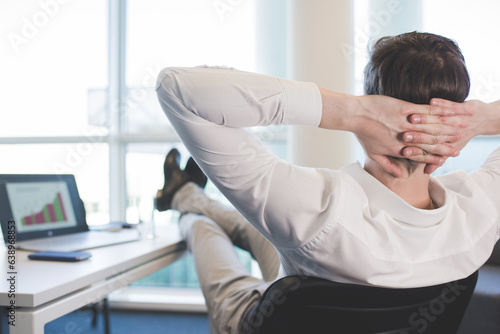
[184,157,208,189]
[155,148,190,211]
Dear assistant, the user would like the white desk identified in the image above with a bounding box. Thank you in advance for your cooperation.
[0,226,186,334]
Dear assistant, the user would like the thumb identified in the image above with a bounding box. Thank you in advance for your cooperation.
[371,155,403,178]
[424,164,439,174]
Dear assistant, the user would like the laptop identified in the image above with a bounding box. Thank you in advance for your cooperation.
[0,174,140,252]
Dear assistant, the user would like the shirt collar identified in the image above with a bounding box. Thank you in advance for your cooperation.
[341,162,449,226]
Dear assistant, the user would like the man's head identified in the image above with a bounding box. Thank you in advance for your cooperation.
[364,31,470,173]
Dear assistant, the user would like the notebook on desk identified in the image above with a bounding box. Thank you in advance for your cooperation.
[0,174,140,252]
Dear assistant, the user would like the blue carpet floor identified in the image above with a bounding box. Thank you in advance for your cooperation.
[43,309,210,334]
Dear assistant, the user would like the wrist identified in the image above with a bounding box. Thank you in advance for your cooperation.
[318,88,359,132]
[473,100,500,136]
[485,100,500,135]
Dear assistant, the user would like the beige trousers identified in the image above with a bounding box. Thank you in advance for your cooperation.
[174,183,280,334]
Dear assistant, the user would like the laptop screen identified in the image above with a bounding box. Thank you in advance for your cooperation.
[0,174,88,243]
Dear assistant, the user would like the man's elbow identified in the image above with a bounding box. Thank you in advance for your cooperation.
[155,67,181,94]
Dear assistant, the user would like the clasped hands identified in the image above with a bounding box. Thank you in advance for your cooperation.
[354,96,484,177]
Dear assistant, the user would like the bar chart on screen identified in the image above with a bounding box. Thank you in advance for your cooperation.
[6,181,78,233]
[21,192,67,226]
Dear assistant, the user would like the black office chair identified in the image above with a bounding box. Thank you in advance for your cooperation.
[244,271,478,334]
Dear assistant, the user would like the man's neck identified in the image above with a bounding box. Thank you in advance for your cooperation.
[364,159,434,210]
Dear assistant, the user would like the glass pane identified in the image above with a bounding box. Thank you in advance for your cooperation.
[436,138,500,175]
[0,1,108,137]
[133,252,201,288]
[132,247,253,289]
[0,144,110,226]
[126,143,183,225]
[124,0,256,134]
[422,0,500,102]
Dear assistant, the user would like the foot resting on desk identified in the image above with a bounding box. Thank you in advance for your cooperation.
[155,148,207,212]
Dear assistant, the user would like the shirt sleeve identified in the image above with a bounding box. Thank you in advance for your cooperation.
[471,146,500,241]
[155,66,338,247]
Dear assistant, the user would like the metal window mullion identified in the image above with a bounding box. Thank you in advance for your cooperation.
[0,136,108,145]
[108,0,127,222]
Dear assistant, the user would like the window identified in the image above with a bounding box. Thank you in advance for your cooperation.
[1,0,266,292]
[123,0,258,224]
[1,1,108,138]
[0,0,110,224]
[123,0,263,289]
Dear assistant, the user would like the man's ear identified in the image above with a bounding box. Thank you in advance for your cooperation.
[370,155,404,178]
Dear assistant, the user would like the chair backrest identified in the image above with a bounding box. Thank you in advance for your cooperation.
[243,271,478,334]
[486,240,500,266]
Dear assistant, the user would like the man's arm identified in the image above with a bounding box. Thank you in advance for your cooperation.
[318,88,463,176]
[156,66,328,247]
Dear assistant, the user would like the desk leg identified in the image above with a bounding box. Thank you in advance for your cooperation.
[1,307,10,333]
[8,311,44,334]
[103,297,111,334]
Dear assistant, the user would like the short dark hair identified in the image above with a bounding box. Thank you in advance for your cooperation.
[363,31,470,173]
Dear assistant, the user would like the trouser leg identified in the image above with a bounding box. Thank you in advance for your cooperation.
[173,183,280,282]
[179,213,271,334]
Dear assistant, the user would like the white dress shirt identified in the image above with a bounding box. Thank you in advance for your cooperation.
[156,66,500,288]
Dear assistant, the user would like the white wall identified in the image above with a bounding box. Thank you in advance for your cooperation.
[287,0,357,169]
[256,0,357,169]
